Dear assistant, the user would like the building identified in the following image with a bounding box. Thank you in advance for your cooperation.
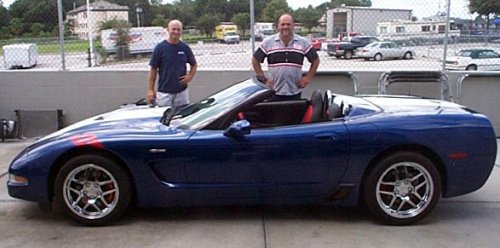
[377,16,460,41]
[67,0,129,40]
[326,6,412,38]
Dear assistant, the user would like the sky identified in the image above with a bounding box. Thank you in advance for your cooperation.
[1,0,475,19]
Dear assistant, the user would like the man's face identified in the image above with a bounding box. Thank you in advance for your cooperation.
[168,22,182,41]
[278,16,294,37]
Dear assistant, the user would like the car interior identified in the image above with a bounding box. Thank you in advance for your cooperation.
[234,90,344,128]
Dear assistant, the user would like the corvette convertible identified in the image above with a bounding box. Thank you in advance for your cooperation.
[7,77,497,226]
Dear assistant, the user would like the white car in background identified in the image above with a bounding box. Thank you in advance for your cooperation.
[356,41,414,61]
[445,49,500,71]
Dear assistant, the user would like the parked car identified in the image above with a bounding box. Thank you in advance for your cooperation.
[327,36,379,59]
[7,77,497,226]
[445,48,500,71]
[356,41,415,61]
[223,32,240,44]
[311,38,323,51]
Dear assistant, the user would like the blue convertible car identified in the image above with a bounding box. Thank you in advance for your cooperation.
[7,77,497,226]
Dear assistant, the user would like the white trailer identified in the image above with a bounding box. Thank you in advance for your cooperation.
[101,26,167,54]
[3,43,38,69]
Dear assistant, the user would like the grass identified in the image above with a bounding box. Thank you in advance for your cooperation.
[0,38,102,56]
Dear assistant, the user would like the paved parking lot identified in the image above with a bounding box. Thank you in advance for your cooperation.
[1,138,499,247]
[2,41,500,71]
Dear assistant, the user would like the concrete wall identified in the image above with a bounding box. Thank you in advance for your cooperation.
[1,69,499,135]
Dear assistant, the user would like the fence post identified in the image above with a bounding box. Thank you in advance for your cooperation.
[87,48,92,67]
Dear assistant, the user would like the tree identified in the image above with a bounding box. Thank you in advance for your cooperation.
[469,0,500,29]
[295,6,322,31]
[0,4,9,28]
[99,19,133,60]
[196,14,219,37]
[261,0,291,22]
[232,13,250,36]
[330,0,371,8]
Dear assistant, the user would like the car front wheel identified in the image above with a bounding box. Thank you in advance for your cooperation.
[54,154,132,226]
[344,50,353,59]
[363,152,441,225]
[466,65,477,71]
[404,52,413,59]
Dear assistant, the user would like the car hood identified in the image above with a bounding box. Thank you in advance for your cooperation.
[36,106,171,144]
[446,56,469,62]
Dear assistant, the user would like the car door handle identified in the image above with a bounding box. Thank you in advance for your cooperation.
[149,148,166,153]
[314,133,338,141]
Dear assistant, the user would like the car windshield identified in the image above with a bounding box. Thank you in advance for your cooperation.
[225,32,237,36]
[263,30,274,35]
[365,43,378,47]
[170,79,268,130]
[457,50,473,57]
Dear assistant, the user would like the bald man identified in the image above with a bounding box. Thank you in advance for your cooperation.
[147,19,197,108]
[252,14,320,101]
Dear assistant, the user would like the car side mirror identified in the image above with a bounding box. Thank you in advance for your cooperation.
[224,120,251,139]
[160,107,174,126]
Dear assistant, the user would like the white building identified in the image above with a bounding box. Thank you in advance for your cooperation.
[67,1,129,40]
[326,6,412,38]
[377,17,460,41]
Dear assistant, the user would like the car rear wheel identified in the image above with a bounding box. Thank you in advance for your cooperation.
[54,155,132,226]
[374,53,383,61]
[466,65,477,71]
[344,50,353,59]
[363,152,441,225]
[404,52,413,59]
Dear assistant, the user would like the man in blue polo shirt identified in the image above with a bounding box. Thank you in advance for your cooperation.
[147,19,197,108]
[252,14,320,101]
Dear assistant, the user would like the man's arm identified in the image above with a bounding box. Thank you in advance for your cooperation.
[180,63,197,84]
[252,57,265,78]
[298,57,320,88]
[147,67,158,104]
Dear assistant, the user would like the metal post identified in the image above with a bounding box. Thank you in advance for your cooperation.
[250,0,255,53]
[57,0,66,70]
[441,0,451,72]
[86,0,94,67]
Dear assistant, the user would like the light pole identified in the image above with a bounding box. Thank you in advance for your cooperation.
[86,0,94,67]
[136,4,142,27]
[250,0,255,53]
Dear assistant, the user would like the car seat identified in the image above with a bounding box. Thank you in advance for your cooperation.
[302,90,323,123]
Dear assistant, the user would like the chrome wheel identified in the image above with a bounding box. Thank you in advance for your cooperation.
[376,162,433,219]
[55,155,131,226]
[364,152,441,225]
[63,164,119,220]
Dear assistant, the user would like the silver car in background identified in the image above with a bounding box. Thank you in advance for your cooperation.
[356,41,415,61]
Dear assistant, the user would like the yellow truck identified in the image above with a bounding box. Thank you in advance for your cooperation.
[215,24,240,44]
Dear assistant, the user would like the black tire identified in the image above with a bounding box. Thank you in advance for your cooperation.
[344,50,353,59]
[374,53,383,61]
[404,52,413,59]
[466,65,477,71]
[363,152,441,225]
[54,154,132,226]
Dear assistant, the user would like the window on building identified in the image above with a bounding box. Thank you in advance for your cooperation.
[396,26,405,33]
[421,26,431,32]
[438,25,446,33]
[380,26,388,34]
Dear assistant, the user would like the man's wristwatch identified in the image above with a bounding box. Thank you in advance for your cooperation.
[256,75,267,82]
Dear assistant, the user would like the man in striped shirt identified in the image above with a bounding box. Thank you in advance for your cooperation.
[252,14,320,101]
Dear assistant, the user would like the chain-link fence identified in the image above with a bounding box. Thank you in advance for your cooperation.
[1,0,499,71]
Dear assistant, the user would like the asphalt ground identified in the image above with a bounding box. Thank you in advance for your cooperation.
[1,138,499,248]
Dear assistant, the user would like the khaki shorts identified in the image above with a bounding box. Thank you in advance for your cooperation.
[156,89,190,108]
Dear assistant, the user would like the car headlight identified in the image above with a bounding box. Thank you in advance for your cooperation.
[8,174,29,186]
